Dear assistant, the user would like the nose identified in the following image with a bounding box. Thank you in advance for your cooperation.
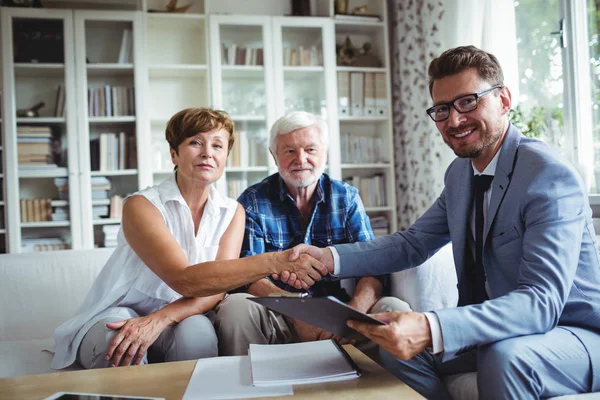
[200,145,213,158]
[446,106,465,127]
[294,149,307,164]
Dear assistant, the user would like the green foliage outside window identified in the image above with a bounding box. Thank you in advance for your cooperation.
[508,105,563,139]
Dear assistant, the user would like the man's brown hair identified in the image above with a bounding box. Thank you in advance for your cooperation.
[428,45,504,95]
[165,107,235,154]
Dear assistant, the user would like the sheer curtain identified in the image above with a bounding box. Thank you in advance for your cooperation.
[388,0,517,229]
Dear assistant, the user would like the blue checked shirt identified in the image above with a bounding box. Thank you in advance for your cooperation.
[236,173,379,299]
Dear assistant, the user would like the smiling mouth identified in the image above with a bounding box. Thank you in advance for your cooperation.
[450,128,475,139]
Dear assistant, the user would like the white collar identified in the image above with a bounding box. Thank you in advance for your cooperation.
[158,173,227,216]
[472,145,502,176]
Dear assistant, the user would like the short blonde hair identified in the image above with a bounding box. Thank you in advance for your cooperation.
[166,107,235,154]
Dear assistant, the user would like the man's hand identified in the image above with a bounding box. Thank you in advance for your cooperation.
[104,315,170,367]
[347,311,432,360]
[271,249,327,290]
[272,244,334,287]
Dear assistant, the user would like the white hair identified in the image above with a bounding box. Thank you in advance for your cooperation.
[269,111,329,154]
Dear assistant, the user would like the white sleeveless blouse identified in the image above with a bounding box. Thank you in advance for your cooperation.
[51,175,237,369]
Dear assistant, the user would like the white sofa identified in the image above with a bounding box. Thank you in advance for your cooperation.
[0,247,597,400]
[0,248,114,377]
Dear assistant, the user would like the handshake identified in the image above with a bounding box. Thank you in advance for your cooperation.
[270,244,336,290]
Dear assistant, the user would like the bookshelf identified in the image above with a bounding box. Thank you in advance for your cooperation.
[73,10,146,248]
[208,14,340,198]
[208,14,276,198]
[142,0,209,185]
[1,8,82,253]
[0,0,398,251]
[0,7,146,252]
[332,0,397,234]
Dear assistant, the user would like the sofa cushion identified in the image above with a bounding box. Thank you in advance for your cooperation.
[390,243,458,312]
[0,338,83,378]
[0,248,113,341]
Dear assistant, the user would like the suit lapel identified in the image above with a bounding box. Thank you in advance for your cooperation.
[484,124,522,241]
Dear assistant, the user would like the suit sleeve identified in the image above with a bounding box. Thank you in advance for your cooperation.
[435,162,587,361]
[335,182,451,279]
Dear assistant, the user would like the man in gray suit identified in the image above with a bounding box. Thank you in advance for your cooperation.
[283,45,600,399]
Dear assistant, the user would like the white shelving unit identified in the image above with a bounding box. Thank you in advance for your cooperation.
[208,14,276,198]
[333,0,397,233]
[0,0,398,252]
[73,10,146,248]
[0,7,147,252]
[142,0,209,184]
[1,8,81,253]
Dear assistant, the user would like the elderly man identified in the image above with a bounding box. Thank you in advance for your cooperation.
[215,111,409,356]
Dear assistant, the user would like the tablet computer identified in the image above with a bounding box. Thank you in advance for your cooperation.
[43,393,164,400]
[249,295,386,340]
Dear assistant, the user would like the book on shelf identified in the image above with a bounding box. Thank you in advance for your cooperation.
[282,45,322,66]
[21,238,71,253]
[221,43,264,66]
[341,134,384,164]
[103,224,120,248]
[374,73,388,116]
[350,72,364,116]
[249,340,360,387]
[117,28,133,64]
[344,174,386,207]
[54,84,66,117]
[334,13,381,22]
[88,86,135,117]
[19,198,52,222]
[337,71,350,116]
[92,132,135,171]
[109,194,124,219]
[364,72,376,116]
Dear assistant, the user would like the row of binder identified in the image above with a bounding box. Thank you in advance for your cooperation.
[338,72,388,117]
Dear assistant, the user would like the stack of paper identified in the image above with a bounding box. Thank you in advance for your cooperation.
[249,340,360,386]
[182,356,292,400]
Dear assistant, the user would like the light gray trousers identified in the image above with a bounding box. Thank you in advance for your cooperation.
[77,310,218,369]
[214,293,412,356]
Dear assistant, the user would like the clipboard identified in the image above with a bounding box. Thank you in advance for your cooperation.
[248,295,386,340]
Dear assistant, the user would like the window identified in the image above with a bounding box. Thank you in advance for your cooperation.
[514,0,600,201]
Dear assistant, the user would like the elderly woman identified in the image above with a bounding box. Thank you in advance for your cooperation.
[52,108,325,370]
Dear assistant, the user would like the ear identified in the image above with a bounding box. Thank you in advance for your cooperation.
[269,148,278,166]
[499,86,512,116]
[170,147,178,166]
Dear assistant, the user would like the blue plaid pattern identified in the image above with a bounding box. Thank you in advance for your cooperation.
[236,173,375,298]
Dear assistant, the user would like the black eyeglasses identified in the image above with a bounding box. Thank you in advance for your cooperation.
[426,85,503,122]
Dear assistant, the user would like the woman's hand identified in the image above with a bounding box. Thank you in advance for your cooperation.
[104,315,171,367]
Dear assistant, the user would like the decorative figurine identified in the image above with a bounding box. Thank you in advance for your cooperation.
[148,0,193,13]
[16,101,45,118]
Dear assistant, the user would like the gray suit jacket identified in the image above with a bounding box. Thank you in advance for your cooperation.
[336,124,600,391]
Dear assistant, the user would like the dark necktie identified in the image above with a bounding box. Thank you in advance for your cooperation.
[473,174,494,303]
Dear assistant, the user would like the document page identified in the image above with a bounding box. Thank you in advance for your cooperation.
[249,340,360,386]
[182,356,292,399]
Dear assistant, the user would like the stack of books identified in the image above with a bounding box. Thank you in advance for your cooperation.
[370,215,390,237]
[102,225,120,248]
[21,238,71,253]
[17,126,56,168]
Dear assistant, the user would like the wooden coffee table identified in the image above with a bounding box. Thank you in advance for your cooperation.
[0,346,423,400]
